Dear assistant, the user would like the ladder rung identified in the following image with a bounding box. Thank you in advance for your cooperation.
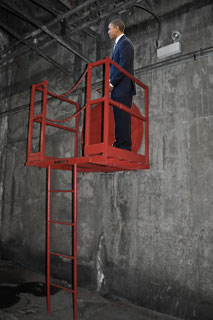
[49,220,74,226]
[49,251,74,260]
[50,282,74,294]
[49,190,74,193]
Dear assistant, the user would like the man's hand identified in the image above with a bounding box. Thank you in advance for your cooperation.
[109,84,114,93]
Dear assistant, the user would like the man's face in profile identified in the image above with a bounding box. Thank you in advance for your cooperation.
[108,23,119,40]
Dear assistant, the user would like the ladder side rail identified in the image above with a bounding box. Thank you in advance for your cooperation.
[73,164,78,320]
[47,165,51,313]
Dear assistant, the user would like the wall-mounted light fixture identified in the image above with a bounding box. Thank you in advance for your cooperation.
[157,31,182,59]
[171,31,181,42]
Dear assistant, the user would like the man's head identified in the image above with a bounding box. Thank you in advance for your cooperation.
[108,19,125,40]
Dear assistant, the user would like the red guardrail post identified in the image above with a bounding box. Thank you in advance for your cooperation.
[74,104,80,158]
[85,65,92,149]
[103,57,110,154]
[40,80,48,160]
[27,84,36,160]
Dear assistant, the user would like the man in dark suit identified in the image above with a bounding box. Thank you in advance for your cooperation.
[108,19,136,151]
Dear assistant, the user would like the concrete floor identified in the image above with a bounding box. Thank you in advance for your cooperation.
[0,260,180,320]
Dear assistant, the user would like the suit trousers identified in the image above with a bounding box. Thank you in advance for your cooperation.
[112,94,132,151]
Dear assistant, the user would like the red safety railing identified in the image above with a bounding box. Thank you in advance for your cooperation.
[26,56,149,171]
[84,56,149,166]
[27,80,80,162]
[26,57,149,320]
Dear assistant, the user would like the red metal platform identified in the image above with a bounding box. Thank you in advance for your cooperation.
[25,57,149,320]
[26,56,149,172]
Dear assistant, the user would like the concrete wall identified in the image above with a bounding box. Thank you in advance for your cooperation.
[1,1,213,319]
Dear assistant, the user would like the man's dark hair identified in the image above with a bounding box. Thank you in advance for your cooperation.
[110,19,125,32]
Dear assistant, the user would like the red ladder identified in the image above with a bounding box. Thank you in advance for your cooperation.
[47,164,78,320]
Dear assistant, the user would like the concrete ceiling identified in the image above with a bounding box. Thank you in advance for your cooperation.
[0,0,207,74]
[0,0,163,73]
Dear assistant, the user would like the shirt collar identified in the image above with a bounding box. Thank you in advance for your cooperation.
[115,33,124,44]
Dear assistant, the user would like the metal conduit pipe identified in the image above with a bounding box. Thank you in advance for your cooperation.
[133,4,162,48]
[0,46,213,119]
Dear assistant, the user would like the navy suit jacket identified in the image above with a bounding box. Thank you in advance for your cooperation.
[110,35,136,98]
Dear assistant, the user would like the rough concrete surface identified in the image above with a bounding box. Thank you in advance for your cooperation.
[0,260,180,320]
